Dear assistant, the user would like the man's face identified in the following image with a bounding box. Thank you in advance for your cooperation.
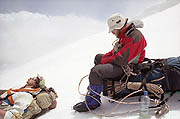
[111,29,121,38]
[26,77,36,87]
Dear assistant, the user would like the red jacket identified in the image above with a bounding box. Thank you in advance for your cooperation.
[101,23,147,65]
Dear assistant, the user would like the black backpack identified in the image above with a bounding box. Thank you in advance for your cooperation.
[103,56,180,100]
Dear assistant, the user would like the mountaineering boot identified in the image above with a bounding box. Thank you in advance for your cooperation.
[73,84,103,112]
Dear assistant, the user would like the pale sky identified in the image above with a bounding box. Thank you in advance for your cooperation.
[0,0,163,20]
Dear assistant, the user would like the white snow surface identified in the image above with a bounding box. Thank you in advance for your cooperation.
[1,2,180,119]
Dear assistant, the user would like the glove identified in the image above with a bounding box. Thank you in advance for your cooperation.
[113,41,122,53]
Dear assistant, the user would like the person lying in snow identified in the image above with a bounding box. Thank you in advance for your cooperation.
[73,13,147,112]
[0,74,58,119]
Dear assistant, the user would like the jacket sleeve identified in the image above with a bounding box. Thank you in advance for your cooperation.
[100,36,146,65]
[111,38,135,65]
[100,38,132,65]
[103,49,114,57]
[100,50,114,64]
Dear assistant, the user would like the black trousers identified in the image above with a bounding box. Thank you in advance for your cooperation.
[89,54,124,86]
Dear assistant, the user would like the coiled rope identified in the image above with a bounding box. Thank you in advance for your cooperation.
[77,75,159,117]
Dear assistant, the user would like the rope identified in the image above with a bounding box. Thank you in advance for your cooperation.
[78,75,147,117]
[112,39,119,46]
[151,76,165,83]
[77,74,164,117]
[88,86,143,117]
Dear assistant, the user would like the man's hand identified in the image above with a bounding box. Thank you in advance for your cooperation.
[113,41,122,53]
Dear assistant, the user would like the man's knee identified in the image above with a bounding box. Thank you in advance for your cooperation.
[89,66,104,85]
[94,54,104,65]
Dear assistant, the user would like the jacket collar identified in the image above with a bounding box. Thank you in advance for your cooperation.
[120,23,134,39]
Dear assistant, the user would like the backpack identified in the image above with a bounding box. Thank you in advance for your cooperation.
[22,87,58,119]
[103,56,180,100]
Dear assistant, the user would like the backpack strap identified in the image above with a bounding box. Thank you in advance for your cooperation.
[22,87,58,119]
[6,88,41,105]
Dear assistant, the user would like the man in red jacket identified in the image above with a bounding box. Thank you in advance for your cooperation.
[73,13,147,112]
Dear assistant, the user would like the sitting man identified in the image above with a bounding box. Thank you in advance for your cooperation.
[0,74,58,119]
[73,13,147,112]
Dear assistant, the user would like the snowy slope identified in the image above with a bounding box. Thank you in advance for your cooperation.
[142,2,180,59]
[0,12,106,71]
[1,2,180,119]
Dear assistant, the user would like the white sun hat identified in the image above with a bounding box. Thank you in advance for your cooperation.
[107,13,127,33]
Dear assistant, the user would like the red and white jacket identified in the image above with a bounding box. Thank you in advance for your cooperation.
[101,21,147,65]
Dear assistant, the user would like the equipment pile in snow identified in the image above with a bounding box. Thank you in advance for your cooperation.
[103,56,180,116]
